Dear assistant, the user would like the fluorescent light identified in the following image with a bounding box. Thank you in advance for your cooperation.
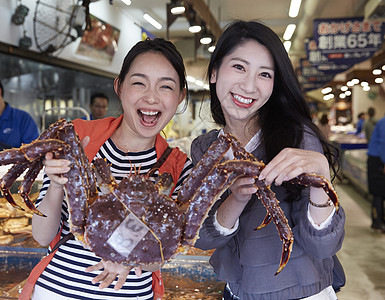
[321,87,332,94]
[143,13,162,30]
[121,0,131,5]
[283,40,291,52]
[283,24,296,40]
[189,24,201,33]
[208,45,215,52]
[171,6,185,15]
[289,0,302,18]
[200,36,212,45]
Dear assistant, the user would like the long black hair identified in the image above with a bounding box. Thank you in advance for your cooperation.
[207,20,339,179]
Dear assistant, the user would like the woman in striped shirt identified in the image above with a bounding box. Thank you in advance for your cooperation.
[30,38,192,300]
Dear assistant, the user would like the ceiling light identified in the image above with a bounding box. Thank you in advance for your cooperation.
[361,81,369,86]
[351,78,360,85]
[143,13,162,30]
[188,19,201,33]
[121,0,131,5]
[375,77,384,83]
[373,69,382,75]
[289,0,302,18]
[321,87,332,94]
[283,41,291,52]
[283,24,296,40]
[363,85,370,91]
[345,90,352,96]
[170,0,185,15]
[340,86,348,91]
[339,93,346,99]
[208,44,215,52]
[200,34,212,45]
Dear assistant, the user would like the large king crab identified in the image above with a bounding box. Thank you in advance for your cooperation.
[0,119,339,274]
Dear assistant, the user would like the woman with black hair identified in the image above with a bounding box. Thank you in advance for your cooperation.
[193,20,345,299]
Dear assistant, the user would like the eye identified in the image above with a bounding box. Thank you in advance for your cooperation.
[133,81,145,86]
[232,64,245,71]
[161,85,173,90]
[260,72,273,79]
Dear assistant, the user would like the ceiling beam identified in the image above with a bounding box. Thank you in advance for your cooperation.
[187,0,222,40]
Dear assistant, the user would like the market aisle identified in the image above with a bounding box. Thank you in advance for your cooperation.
[336,182,385,300]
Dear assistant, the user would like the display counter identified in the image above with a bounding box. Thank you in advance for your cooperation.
[329,134,369,195]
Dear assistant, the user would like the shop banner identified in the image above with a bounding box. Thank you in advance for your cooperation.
[313,17,385,65]
[305,39,353,74]
[297,58,335,92]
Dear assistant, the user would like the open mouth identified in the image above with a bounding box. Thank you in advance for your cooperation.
[138,109,161,125]
[232,93,255,108]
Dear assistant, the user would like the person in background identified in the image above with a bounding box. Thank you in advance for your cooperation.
[318,113,332,139]
[367,114,385,233]
[364,107,377,142]
[24,38,192,300]
[0,81,39,149]
[355,112,365,136]
[86,92,109,120]
[193,20,345,299]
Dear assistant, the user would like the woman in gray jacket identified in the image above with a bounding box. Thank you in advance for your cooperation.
[193,20,345,300]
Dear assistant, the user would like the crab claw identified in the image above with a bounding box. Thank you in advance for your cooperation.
[276,237,294,275]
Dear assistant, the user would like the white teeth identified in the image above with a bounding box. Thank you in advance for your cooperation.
[140,110,158,115]
[233,94,253,104]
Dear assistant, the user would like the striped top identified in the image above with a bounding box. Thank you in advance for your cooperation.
[35,138,192,300]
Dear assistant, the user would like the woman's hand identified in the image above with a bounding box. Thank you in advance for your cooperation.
[85,260,132,290]
[85,260,161,290]
[43,136,90,188]
[258,148,330,185]
[229,177,258,203]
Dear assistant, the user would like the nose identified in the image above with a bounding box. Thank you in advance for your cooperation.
[144,89,159,104]
[240,73,258,93]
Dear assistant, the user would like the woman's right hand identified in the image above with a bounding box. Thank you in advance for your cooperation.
[43,152,70,188]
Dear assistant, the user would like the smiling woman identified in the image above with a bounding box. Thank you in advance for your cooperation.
[24,38,193,300]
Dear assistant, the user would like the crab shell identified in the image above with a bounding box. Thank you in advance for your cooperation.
[83,174,184,265]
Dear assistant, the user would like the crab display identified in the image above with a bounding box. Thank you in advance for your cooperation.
[0,120,339,274]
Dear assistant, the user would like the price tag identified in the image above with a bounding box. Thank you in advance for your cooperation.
[107,213,149,257]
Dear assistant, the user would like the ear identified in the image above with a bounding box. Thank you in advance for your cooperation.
[113,78,120,96]
[210,69,217,84]
[178,88,187,105]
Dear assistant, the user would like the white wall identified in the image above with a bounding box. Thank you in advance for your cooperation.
[0,0,142,75]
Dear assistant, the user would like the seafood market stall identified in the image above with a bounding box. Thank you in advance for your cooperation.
[329,134,369,195]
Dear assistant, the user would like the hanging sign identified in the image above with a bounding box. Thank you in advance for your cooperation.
[305,39,353,74]
[313,17,385,65]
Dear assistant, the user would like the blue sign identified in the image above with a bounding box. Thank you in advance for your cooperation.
[313,17,385,65]
[305,39,353,74]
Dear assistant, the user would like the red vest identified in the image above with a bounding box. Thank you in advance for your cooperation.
[19,116,187,300]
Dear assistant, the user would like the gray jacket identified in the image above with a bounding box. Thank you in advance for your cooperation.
[193,129,345,300]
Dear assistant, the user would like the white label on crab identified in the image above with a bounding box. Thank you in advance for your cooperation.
[107,213,149,257]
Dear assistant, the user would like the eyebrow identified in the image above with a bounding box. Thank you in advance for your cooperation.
[230,57,274,71]
[130,73,177,83]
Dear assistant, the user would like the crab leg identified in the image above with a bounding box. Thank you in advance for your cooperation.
[181,160,265,247]
[254,182,294,275]
[286,173,339,212]
[177,134,233,207]
[0,139,69,165]
[18,159,46,216]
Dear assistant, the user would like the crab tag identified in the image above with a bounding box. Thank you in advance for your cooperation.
[107,213,149,257]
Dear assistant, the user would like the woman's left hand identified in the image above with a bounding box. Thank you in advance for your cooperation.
[258,147,330,186]
[85,260,133,290]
